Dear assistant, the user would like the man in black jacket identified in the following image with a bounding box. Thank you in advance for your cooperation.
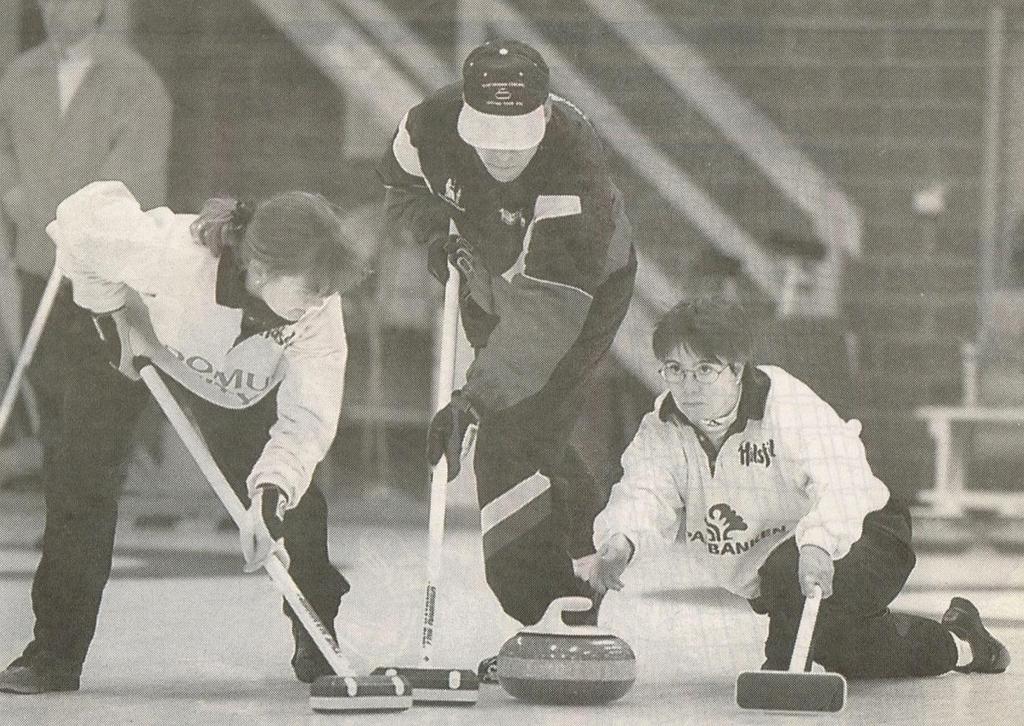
[380,39,636,680]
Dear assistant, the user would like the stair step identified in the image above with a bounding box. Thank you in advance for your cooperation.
[833,143,981,184]
[855,370,962,408]
[860,333,962,369]
[849,251,977,273]
[844,275,975,300]
[845,286,975,327]
[648,0,992,26]
[849,303,976,340]
[653,15,987,33]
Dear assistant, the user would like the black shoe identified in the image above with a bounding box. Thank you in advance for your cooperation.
[290,622,334,684]
[942,597,1011,674]
[477,654,498,685]
[0,657,80,694]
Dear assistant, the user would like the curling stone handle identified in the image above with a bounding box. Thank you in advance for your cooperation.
[534,596,594,635]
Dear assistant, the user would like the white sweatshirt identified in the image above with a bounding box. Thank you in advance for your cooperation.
[48,180,348,508]
[593,365,889,599]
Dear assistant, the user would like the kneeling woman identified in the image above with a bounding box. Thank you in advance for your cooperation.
[1,180,366,694]
[589,297,1009,679]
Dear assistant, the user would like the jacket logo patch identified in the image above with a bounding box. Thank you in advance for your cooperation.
[499,207,526,228]
[261,327,296,348]
[164,346,273,406]
[444,177,465,211]
[704,503,747,542]
[686,523,788,556]
[739,439,775,468]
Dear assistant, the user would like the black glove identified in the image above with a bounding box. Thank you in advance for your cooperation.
[259,484,286,541]
[91,308,140,380]
[427,233,475,287]
[91,310,123,368]
[427,390,479,481]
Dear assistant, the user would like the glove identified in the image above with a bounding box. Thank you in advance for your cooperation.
[572,553,598,582]
[91,308,139,381]
[588,534,635,594]
[798,544,834,599]
[239,484,291,573]
[427,233,475,286]
[426,390,479,482]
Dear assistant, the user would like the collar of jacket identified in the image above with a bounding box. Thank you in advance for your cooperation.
[58,33,96,64]
[657,364,771,428]
[215,247,293,335]
[26,32,120,70]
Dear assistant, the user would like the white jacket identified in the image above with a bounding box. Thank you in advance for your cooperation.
[593,365,889,599]
[48,181,348,507]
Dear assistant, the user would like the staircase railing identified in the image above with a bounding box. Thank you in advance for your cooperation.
[584,0,863,315]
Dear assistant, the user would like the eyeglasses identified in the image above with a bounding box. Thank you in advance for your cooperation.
[659,361,729,385]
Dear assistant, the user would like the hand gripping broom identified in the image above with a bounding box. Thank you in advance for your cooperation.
[135,358,412,713]
[735,584,847,713]
[373,239,478,705]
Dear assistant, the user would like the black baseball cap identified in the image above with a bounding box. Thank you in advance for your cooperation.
[458,39,550,150]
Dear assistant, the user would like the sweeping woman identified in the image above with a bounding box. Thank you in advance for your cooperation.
[1,180,366,693]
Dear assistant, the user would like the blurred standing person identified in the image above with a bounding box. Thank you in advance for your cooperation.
[379,39,636,681]
[0,0,171,486]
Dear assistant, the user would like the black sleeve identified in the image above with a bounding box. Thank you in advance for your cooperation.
[378,116,450,247]
[463,130,629,413]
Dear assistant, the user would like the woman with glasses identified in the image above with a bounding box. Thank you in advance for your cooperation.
[587,296,1008,680]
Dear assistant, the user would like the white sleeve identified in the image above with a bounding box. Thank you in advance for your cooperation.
[785,393,890,559]
[48,180,177,313]
[390,111,425,179]
[246,299,347,507]
[593,414,685,558]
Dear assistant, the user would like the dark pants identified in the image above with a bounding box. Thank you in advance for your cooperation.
[474,257,635,627]
[18,271,93,481]
[20,333,348,674]
[750,499,957,678]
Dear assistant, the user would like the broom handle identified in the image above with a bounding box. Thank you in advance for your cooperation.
[137,360,357,678]
[420,231,462,666]
[0,266,61,439]
[789,584,823,673]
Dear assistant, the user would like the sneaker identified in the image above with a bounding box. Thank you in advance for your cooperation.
[290,622,334,684]
[942,597,1011,674]
[477,654,499,685]
[0,657,80,694]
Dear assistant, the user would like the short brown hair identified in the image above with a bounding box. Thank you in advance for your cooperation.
[652,297,752,364]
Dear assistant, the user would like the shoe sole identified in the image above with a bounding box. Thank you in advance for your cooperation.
[943,598,1011,674]
[0,680,79,694]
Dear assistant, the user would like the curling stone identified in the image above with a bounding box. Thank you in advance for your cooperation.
[496,596,636,705]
